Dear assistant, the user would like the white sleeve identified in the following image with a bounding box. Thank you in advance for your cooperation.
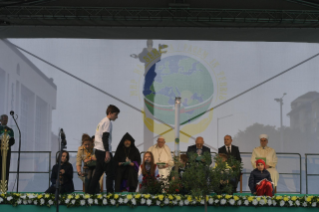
[138,166,143,183]
[155,166,159,177]
[251,149,257,169]
[269,149,278,167]
[167,148,174,167]
[101,120,111,133]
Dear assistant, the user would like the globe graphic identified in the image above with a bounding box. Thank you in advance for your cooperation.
[143,55,214,125]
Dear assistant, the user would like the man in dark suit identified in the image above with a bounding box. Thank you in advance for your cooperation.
[186,136,212,165]
[218,135,242,193]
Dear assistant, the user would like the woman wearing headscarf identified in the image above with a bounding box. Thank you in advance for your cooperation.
[114,132,141,192]
[45,151,74,194]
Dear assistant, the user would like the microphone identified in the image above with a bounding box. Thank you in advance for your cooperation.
[60,128,67,146]
[10,111,14,116]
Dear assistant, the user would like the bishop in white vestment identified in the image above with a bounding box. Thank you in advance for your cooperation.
[147,137,174,179]
[250,134,279,187]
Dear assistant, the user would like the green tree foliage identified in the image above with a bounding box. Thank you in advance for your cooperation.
[171,152,242,196]
[180,152,212,197]
[169,152,242,212]
[210,154,242,194]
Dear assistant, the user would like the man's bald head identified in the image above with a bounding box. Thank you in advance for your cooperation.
[157,137,166,148]
[0,115,8,126]
[195,136,204,149]
[224,135,233,146]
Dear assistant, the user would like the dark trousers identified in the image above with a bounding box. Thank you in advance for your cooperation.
[85,167,100,193]
[115,166,138,192]
[233,173,241,192]
[88,150,114,194]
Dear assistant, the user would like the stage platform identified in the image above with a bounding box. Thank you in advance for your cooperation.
[1,205,318,212]
[1,193,318,211]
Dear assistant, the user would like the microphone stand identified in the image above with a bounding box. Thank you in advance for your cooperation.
[10,113,21,193]
[55,129,66,212]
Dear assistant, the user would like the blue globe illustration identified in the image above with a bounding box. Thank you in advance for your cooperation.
[143,55,214,125]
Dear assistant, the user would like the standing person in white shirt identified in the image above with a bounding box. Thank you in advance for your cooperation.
[87,105,120,194]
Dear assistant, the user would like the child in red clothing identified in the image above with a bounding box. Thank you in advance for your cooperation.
[248,159,274,196]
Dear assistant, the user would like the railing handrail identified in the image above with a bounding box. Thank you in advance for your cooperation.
[9,150,302,193]
[305,153,319,194]
[9,151,52,189]
[239,152,302,194]
[11,151,52,153]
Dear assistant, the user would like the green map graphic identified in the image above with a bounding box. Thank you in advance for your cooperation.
[143,55,214,125]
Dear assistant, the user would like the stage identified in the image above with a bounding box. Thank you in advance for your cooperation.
[1,193,319,211]
[1,205,318,212]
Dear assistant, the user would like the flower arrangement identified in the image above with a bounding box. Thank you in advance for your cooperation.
[1,193,319,208]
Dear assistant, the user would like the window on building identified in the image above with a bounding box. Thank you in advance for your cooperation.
[35,96,48,150]
[0,68,5,115]
[20,84,35,150]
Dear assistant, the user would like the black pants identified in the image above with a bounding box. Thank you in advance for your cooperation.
[87,150,114,194]
[232,173,241,193]
[85,167,100,193]
[115,166,138,192]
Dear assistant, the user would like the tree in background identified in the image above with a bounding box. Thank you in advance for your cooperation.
[233,123,319,153]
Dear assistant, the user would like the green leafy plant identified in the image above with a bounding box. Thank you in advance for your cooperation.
[174,152,242,212]
[140,174,165,194]
[165,179,184,194]
[210,154,241,195]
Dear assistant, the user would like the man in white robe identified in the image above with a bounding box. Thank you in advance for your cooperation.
[147,137,174,179]
[251,134,279,188]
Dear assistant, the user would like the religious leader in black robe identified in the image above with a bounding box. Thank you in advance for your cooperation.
[114,133,141,192]
[0,115,15,193]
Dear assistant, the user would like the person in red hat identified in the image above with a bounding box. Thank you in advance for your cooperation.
[248,159,274,196]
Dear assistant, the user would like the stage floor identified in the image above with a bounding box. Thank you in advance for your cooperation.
[1,192,318,210]
[1,204,318,212]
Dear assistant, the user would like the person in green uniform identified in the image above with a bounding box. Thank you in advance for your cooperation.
[0,114,15,193]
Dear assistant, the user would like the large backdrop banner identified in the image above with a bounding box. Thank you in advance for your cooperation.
[0,38,319,193]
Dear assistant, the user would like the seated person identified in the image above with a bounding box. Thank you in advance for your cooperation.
[137,151,159,192]
[147,137,174,180]
[249,159,274,197]
[213,153,231,169]
[251,134,279,189]
[45,151,74,194]
[214,153,237,194]
[170,154,189,194]
[186,136,212,165]
[114,133,141,192]
[76,134,100,193]
[170,154,188,180]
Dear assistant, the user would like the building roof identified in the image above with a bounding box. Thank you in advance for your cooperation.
[2,39,57,89]
[287,91,319,116]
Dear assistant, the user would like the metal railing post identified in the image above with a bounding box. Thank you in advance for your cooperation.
[304,153,319,194]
